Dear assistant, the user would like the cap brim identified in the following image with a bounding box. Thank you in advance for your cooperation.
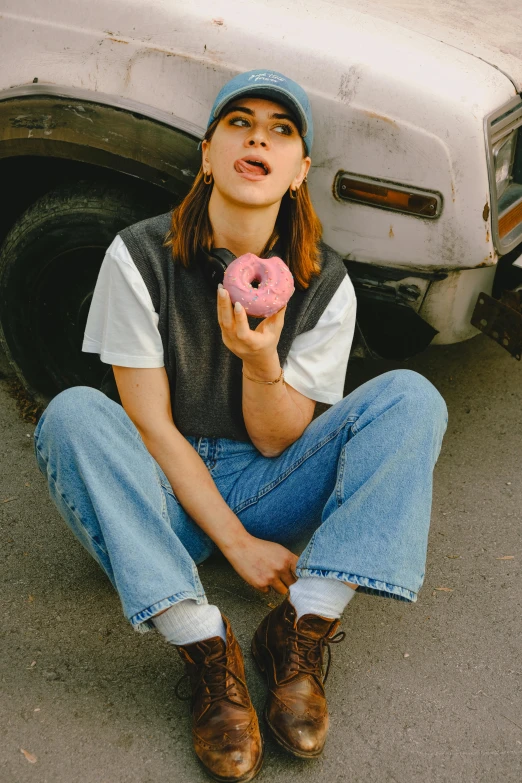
[213,86,307,137]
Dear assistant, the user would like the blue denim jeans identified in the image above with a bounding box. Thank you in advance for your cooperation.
[33,369,447,634]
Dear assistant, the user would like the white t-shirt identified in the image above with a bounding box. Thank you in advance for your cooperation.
[82,236,357,405]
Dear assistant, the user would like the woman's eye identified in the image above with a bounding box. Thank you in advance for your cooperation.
[228,117,294,135]
[229,117,250,127]
[273,123,293,135]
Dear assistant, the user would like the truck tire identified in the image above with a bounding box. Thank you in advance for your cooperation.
[0,180,169,404]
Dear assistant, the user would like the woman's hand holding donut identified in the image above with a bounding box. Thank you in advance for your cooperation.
[217,284,287,365]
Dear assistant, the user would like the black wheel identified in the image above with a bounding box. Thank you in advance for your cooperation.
[0,180,171,404]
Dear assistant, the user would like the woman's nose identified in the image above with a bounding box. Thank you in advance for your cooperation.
[246,127,268,148]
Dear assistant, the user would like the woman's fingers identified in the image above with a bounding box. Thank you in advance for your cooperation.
[217,287,252,341]
[271,578,290,595]
[254,573,294,595]
[217,285,234,330]
[281,562,299,589]
[233,301,252,341]
[217,286,286,360]
[273,553,299,593]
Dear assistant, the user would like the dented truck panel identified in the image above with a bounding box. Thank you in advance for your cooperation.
[0,0,521,350]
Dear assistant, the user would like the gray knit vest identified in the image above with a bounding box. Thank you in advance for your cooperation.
[102,211,348,442]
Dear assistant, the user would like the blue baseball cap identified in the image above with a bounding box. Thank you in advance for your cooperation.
[206,69,314,155]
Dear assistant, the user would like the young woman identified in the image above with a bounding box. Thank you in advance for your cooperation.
[33,70,448,782]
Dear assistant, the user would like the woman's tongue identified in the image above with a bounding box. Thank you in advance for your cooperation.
[235,159,267,175]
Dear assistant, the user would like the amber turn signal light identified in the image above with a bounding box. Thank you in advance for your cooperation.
[499,199,522,240]
[336,173,442,218]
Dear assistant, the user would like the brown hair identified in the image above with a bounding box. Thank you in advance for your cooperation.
[164,115,323,290]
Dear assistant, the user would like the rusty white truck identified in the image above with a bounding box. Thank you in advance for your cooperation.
[0,0,521,404]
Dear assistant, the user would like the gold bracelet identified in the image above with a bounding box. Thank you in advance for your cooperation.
[242,366,285,385]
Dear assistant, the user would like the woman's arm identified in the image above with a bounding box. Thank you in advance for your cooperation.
[217,288,315,457]
[112,365,298,593]
[242,350,316,457]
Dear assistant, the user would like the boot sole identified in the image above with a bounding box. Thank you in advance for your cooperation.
[251,636,324,760]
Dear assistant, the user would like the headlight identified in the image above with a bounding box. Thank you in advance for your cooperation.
[487,97,522,254]
[493,132,516,199]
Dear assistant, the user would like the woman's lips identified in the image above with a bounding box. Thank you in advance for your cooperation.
[234,159,269,180]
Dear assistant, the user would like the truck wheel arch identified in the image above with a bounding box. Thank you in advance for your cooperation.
[0,93,201,196]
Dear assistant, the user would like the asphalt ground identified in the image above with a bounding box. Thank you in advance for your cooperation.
[1,333,521,783]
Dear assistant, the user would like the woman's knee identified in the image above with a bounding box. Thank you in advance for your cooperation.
[383,369,448,423]
[36,386,113,446]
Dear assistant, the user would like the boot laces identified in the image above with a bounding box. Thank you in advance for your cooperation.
[175,641,247,707]
[286,626,346,685]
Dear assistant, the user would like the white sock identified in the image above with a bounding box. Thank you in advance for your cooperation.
[289,577,357,620]
[152,598,226,646]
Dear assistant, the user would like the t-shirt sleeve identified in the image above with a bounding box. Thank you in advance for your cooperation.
[82,235,165,368]
[282,274,356,404]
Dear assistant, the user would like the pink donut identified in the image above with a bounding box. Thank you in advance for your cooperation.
[222,253,295,318]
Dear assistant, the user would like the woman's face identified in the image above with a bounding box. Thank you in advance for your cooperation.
[201,97,311,208]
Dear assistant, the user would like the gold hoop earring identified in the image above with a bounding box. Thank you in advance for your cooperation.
[289,187,298,200]
[203,171,213,185]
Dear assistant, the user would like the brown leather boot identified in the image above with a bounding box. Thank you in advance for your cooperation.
[176,616,263,782]
[251,596,345,758]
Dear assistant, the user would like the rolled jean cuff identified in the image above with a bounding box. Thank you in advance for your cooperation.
[295,568,418,603]
[129,589,208,634]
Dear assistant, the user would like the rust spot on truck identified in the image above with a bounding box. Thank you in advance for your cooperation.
[108,37,129,44]
[483,202,490,222]
[388,225,394,238]
[362,110,396,125]
[486,230,490,243]
[474,252,496,267]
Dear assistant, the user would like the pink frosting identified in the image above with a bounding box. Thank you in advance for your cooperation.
[222,253,295,318]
